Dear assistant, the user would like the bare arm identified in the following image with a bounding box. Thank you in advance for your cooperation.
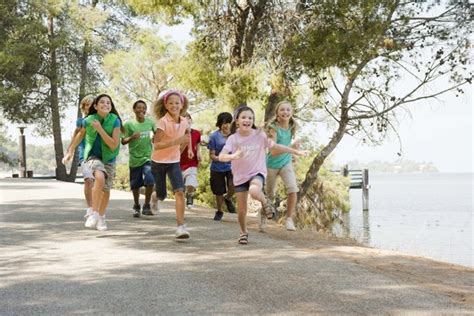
[270,143,309,157]
[63,128,86,163]
[154,129,190,150]
[121,131,140,145]
[218,147,242,162]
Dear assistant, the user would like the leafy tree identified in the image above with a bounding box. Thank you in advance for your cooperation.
[102,29,178,114]
[283,0,472,218]
[0,0,135,181]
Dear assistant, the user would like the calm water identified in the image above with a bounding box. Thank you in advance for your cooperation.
[334,173,473,267]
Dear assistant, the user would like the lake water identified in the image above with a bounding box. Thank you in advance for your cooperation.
[334,173,473,268]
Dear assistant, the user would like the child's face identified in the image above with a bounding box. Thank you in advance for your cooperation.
[236,110,254,132]
[83,104,92,116]
[133,102,147,120]
[277,103,292,122]
[95,96,112,116]
[220,122,231,134]
[165,94,183,117]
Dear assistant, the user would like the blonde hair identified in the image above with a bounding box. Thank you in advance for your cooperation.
[152,90,189,119]
[268,100,297,138]
[79,95,95,116]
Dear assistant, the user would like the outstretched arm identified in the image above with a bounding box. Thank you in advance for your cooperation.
[63,128,86,163]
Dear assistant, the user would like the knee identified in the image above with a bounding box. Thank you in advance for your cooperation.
[94,171,105,184]
[248,185,260,198]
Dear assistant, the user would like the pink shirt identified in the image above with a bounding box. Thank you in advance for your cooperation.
[151,113,189,163]
[222,129,275,186]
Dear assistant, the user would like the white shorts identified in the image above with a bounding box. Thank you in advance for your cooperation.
[182,167,198,188]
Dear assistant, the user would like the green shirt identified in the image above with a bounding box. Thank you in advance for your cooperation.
[124,117,155,167]
[266,125,292,169]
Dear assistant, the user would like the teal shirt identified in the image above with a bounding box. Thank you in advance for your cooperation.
[266,125,292,169]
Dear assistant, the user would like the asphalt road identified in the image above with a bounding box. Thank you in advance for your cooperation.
[0,178,472,315]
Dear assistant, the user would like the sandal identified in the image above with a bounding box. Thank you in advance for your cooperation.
[263,197,275,220]
[238,232,249,245]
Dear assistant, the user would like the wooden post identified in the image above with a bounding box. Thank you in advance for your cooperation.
[341,164,349,177]
[18,127,27,178]
[362,168,369,211]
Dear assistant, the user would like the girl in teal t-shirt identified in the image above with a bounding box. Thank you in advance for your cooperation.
[266,100,300,231]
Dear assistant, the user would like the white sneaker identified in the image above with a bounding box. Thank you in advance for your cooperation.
[85,211,99,228]
[176,224,190,239]
[286,217,296,231]
[96,215,107,231]
[84,207,93,219]
[258,210,266,233]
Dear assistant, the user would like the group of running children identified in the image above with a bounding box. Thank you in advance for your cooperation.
[63,90,308,245]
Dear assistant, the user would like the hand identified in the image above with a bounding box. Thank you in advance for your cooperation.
[131,132,141,140]
[91,120,102,131]
[62,151,73,164]
[231,147,243,160]
[188,149,194,160]
[177,133,190,145]
[295,149,309,157]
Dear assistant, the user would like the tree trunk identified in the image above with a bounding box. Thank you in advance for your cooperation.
[299,116,348,199]
[48,14,70,181]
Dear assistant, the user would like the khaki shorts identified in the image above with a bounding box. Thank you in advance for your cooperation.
[84,158,116,191]
[265,163,299,200]
[182,166,198,188]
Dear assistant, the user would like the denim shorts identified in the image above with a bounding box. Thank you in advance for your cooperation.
[234,173,265,193]
[151,161,185,200]
[129,161,155,190]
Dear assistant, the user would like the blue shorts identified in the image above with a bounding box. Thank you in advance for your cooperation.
[129,161,155,190]
[151,161,185,200]
[234,173,265,193]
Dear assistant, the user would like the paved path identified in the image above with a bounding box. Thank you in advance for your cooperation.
[0,178,472,315]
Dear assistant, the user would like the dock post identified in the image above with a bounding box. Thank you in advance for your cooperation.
[362,168,369,211]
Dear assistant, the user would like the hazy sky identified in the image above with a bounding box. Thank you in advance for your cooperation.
[6,19,472,173]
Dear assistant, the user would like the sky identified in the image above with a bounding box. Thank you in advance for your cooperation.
[6,19,473,173]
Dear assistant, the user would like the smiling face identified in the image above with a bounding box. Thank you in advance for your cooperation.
[94,96,112,117]
[276,102,292,123]
[133,102,147,121]
[164,94,183,118]
[236,110,254,133]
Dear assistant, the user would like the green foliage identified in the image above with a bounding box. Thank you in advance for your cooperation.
[113,163,130,191]
[102,29,180,115]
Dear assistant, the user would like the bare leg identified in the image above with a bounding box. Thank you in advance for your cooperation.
[98,190,110,216]
[175,190,185,226]
[84,179,93,208]
[216,195,224,211]
[286,192,297,218]
[248,180,266,205]
[144,185,154,205]
[236,191,248,233]
[91,170,105,213]
[132,188,140,206]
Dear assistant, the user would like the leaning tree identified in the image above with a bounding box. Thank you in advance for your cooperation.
[283,0,472,226]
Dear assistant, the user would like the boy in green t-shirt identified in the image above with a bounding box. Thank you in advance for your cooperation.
[122,100,156,217]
